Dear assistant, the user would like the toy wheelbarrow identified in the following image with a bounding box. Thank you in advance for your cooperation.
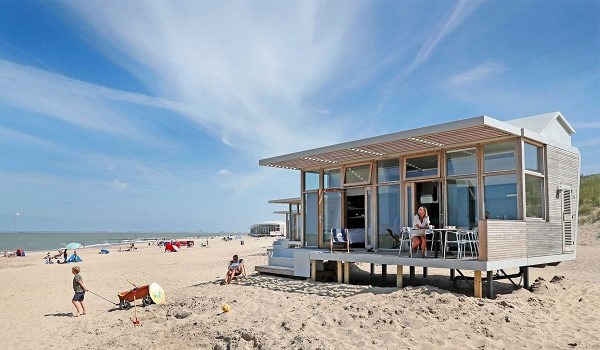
[118,284,152,310]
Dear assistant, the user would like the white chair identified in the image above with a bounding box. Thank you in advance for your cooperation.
[443,229,460,259]
[426,228,441,254]
[456,229,478,259]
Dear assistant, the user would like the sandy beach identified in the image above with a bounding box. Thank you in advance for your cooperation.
[1,227,599,350]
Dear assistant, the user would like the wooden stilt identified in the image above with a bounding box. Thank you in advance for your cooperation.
[474,270,482,298]
[337,261,342,283]
[370,263,375,275]
[423,267,428,278]
[396,265,403,288]
[343,262,350,284]
[450,269,455,280]
[409,266,415,284]
[487,270,494,299]
[310,260,316,281]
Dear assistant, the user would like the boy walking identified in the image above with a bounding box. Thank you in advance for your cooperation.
[71,266,88,317]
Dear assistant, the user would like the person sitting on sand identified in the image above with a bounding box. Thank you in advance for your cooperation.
[224,254,246,284]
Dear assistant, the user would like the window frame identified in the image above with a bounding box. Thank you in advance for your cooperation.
[522,141,546,220]
[404,152,440,180]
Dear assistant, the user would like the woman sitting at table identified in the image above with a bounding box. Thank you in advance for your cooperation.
[412,206,431,257]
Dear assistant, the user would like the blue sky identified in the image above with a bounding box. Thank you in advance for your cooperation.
[0,1,598,232]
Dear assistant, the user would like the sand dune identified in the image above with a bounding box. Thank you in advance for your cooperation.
[1,229,599,350]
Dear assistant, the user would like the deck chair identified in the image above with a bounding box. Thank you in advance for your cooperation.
[330,228,350,253]
[386,228,410,253]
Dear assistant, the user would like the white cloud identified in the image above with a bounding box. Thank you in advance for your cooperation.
[217,170,232,176]
[575,138,600,148]
[59,2,367,157]
[446,62,507,88]
[572,121,600,129]
[109,179,129,191]
[377,0,483,112]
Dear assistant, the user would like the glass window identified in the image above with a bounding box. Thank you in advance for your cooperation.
[377,185,400,249]
[304,192,318,246]
[484,142,516,172]
[324,169,341,188]
[446,149,476,176]
[406,154,438,178]
[447,178,478,229]
[524,143,543,173]
[323,192,342,243]
[345,164,371,184]
[304,171,319,191]
[525,175,544,218]
[377,159,400,183]
[484,174,518,220]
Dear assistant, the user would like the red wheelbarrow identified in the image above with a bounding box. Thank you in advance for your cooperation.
[118,284,153,310]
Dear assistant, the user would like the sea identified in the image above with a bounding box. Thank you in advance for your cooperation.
[0,231,220,253]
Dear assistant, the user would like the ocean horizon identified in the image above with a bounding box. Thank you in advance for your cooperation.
[0,231,236,252]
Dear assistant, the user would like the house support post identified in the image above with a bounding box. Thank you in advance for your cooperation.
[370,263,375,275]
[486,270,494,299]
[343,262,350,284]
[310,259,316,281]
[522,266,529,289]
[337,261,342,283]
[474,270,482,298]
[450,269,455,281]
[396,265,403,288]
[409,266,415,284]
[423,267,428,278]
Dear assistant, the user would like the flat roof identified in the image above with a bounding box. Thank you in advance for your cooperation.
[259,115,524,170]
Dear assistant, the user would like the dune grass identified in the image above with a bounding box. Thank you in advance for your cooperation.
[579,174,600,224]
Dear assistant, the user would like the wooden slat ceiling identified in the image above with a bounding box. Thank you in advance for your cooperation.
[263,125,514,170]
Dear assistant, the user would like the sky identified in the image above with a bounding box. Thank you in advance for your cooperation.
[0,1,598,232]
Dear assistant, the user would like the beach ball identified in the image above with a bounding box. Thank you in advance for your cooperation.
[222,303,231,313]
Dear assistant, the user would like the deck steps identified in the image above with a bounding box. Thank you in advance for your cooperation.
[255,264,295,276]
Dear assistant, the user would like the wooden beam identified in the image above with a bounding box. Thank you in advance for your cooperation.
[310,259,316,281]
[474,270,482,298]
[343,262,350,284]
[396,265,403,288]
[337,261,342,283]
[370,263,375,275]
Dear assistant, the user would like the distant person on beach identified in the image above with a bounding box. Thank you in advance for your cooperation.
[412,206,430,257]
[224,254,246,284]
[63,249,68,262]
[71,266,88,317]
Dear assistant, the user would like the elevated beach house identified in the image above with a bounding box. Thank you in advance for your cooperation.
[257,112,580,298]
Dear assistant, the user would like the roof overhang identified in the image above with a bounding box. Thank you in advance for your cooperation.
[268,197,301,205]
[260,115,524,171]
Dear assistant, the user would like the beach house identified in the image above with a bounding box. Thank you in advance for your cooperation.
[257,112,580,298]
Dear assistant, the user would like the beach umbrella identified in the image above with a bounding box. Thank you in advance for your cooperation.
[149,283,166,305]
[65,242,82,250]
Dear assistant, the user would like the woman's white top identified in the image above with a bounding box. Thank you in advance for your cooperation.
[412,215,430,237]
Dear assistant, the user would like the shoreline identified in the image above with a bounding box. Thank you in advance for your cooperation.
[0,232,243,253]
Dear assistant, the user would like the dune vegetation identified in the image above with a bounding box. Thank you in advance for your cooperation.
[579,174,600,224]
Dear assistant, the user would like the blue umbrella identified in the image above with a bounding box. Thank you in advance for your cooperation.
[65,242,82,250]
